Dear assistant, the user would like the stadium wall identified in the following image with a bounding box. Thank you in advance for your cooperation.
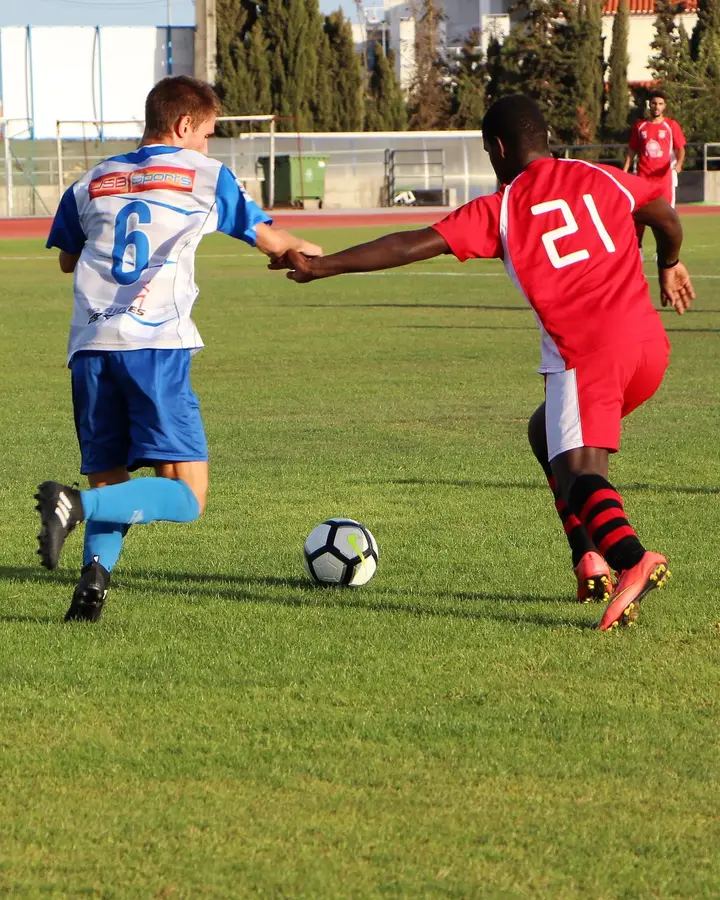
[0,26,194,141]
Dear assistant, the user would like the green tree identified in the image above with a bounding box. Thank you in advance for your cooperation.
[650,0,694,128]
[489,0,580,142]
[574,0,604,142]
[689,0,720,62]
[605,0,630,137]
[214,0,253,131]
[313,30,335,131]
[365,43,407,131]
[651,0,685,88]
[485,35,505,108]
[263,0,318,130]
[407,0,452,129]
[685,0,720,139]
[450,31,486,129]
[325,11,365,131]
[245,21,272,114]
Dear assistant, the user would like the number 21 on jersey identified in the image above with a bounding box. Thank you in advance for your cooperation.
[531,194,616,270]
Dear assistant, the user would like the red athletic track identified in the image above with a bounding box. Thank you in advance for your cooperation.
[0,205,718,240]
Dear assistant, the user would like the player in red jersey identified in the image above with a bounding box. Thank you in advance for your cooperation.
[624,90,686,253]
[273,95,695,630]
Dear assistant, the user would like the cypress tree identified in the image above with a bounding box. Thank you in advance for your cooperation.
[325,11,365,131]
[214,0,252,132]
[365,44,407,131]
[450,30,486,129]
[313,31,335,131]
[689,0,720,63]
[489,0,579,141]
[485,36,505,107]
[246,21,272,115]
[684,0,720,140]
[263,0,317,130]
[605,0,630,137]
[650,0,693,123]
[574,0,604,142]
[407,0,452,129]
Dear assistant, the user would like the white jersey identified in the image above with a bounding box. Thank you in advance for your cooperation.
[47,144,271,364]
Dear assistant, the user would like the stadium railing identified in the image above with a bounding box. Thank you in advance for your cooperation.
[0,133,716,217]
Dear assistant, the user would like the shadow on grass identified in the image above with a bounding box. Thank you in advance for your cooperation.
[382,478,720,495]
[297,303,528,312]
[123,574,589,628]
[0,566,591,628]
[0,566,77,586]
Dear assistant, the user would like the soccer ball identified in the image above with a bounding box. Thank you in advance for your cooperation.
[303,518,379,587]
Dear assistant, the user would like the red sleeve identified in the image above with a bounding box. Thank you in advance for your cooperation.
[670,119,686,149]
[597,165,665,210]
[431,191,504,262]
[628,121,642,151]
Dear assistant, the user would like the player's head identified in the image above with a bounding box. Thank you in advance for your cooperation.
[143,76,222,155]
[648,90,667,119]
[481,95,551,183]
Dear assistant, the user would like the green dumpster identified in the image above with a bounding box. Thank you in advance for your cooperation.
[259,155,328,208]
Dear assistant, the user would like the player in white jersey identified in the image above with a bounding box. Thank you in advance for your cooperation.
[35,76,322,622]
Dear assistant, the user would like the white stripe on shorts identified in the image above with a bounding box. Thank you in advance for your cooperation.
[546,369,584,461]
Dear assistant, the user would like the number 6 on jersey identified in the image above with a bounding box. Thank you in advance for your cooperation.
[111,200,152,285]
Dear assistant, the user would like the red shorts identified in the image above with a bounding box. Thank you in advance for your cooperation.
[639,172,677,207]
[544,337,670,460]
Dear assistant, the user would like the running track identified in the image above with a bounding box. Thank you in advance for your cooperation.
[1,204,718,240]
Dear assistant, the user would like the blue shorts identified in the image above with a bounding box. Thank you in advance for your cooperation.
[71,349,208,475]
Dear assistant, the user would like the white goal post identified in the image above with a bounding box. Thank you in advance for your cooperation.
[55,114,279,208]
[1,118,33,217]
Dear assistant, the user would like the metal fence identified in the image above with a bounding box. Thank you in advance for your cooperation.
[0,129,497,216]
[0,130,716,217]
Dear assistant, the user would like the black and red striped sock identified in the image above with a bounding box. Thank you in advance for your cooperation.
[547,475,594,567]
[568,474,645,573]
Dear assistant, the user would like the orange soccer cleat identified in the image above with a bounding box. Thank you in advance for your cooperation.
[574,551,613,603]
[597,551,670,631]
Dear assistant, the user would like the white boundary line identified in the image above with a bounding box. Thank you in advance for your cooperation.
[1,256,719,280]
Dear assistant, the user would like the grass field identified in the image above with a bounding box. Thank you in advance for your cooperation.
[1,219,719,898]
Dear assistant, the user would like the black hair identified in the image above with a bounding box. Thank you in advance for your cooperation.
[481,95,549,152]
[648,90,666,101]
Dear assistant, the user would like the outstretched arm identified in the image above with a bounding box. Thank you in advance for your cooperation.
[633,196,694,314]
[254,223,322,261]
[271,227,450,283]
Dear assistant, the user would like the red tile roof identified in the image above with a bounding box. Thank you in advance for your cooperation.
[603,0,697,12]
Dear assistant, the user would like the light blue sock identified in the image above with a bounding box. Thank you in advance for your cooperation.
[81,478,200,525]
[83,522,129,571]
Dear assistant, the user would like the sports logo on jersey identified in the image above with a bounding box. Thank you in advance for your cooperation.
[645,140,664,159]
[89,167,196,199]
[659,130,666,138]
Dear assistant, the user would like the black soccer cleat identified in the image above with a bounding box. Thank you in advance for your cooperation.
[65,560,110,623]
[34,481,84,571]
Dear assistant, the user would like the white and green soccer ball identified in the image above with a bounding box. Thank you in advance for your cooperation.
[303,518,379,587]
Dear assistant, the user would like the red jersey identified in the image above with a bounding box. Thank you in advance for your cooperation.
[629,118,686,180]
[432,157,667,373]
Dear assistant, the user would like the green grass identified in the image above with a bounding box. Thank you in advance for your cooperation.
[1,220,719,898]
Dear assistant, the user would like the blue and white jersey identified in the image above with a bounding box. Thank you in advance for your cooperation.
[47,144,272,363]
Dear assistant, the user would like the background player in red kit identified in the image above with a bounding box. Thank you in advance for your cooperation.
[624,90,686,253]
[273,95,695,631]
